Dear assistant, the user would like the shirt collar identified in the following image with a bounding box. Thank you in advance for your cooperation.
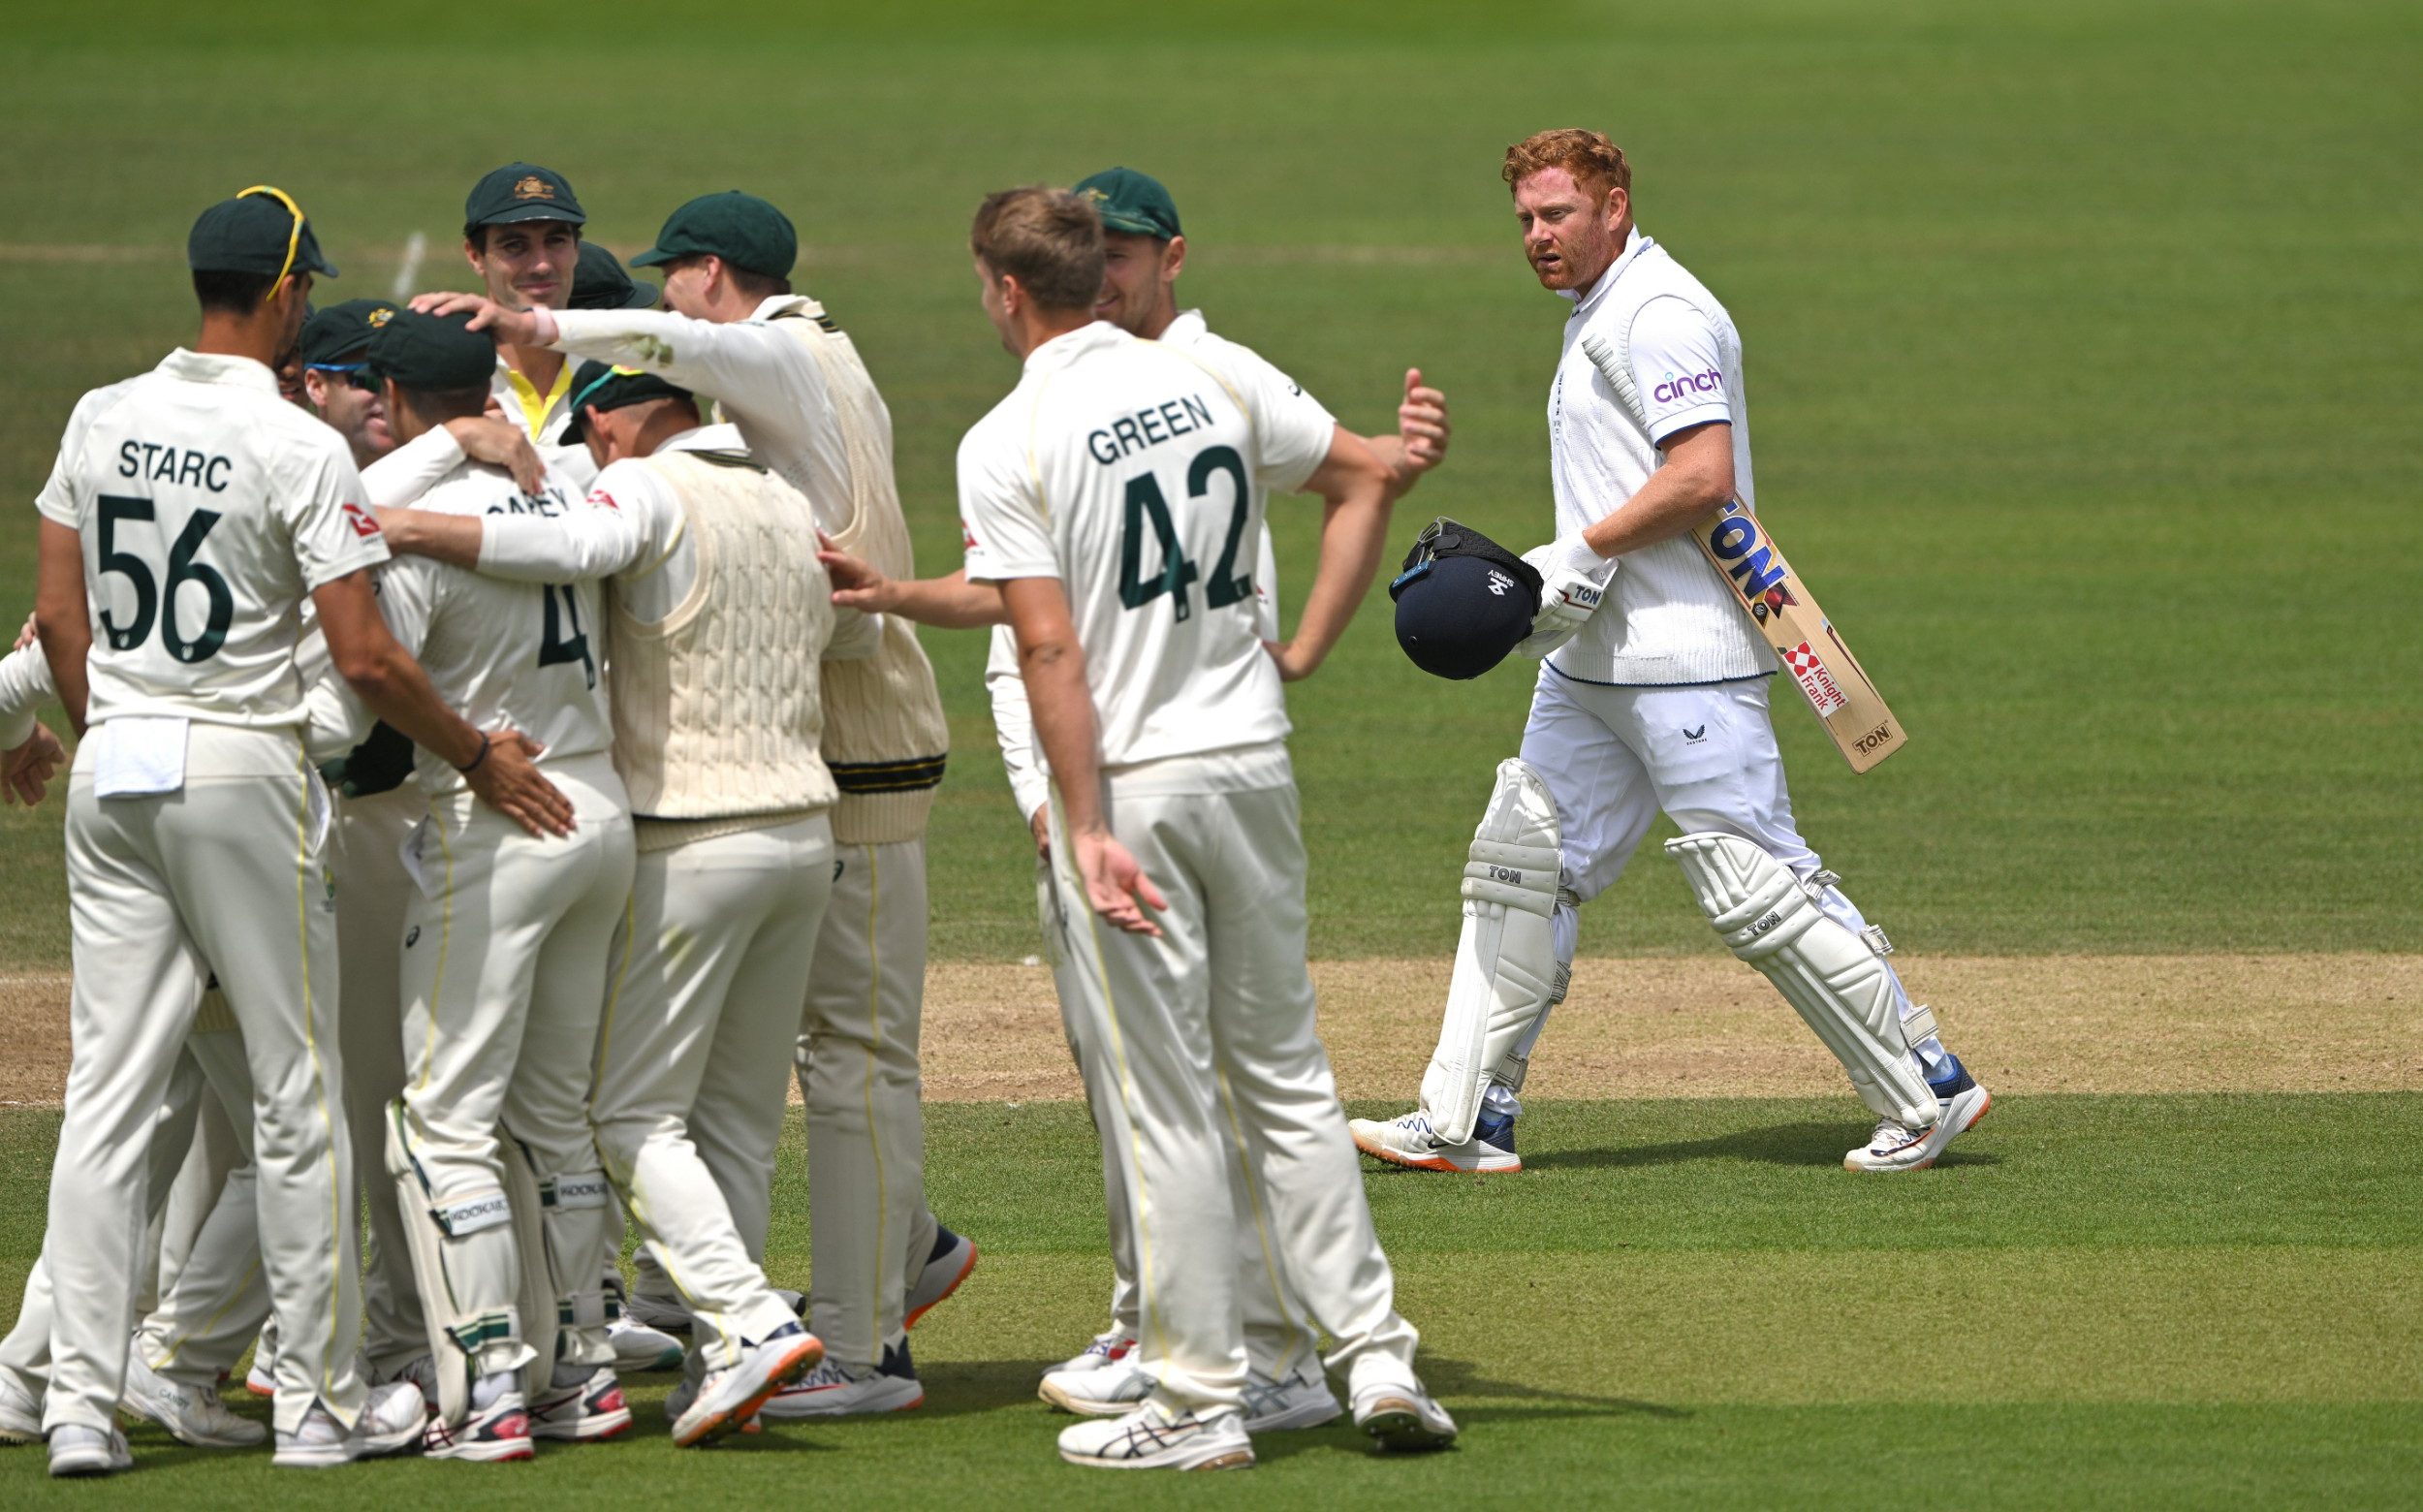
[658,422,746,455]
[1023,319,1125,376]
[157,347,279,394]
[1561,227,1653,314]
[752,293,807,322]
[1160,308,1209,344]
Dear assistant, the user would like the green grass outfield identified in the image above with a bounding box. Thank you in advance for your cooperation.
[0,0,2418,1504]
[0,1099,2418,1507]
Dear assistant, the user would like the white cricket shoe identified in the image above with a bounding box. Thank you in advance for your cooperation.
[1058,1402,1253,1470]
[47,1422,131,1477]
[120,1351,266,1447]
[529,1364,633,1442]
[609,1315,686,1371]
[242,1317,277,1397]
[1242,1368,1340,1433]
[1044,1328,1136,1378]
[905,1226,978,1329]
[1349,1107,1521,1175]
[1844,1057,1993,1173]
[758,1340,924,1419]
[1349,1379,1459,1452]
[0,1368,43,1443]
[423,1379,533,1463]
[372,1352,437,1401]
[1041,1351,1154,1416]
[671,1323,822,1448]
[272,1381,426,1468]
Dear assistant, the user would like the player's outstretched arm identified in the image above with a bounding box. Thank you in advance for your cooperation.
[1267,428,1395,682]
[311,570,575,837]
[1362,366,1451,502]
[1002,576,1165,936]
[2,723,66,806]
[0,639,63,804]
[34,520,93,735]
[821,550,1008,629]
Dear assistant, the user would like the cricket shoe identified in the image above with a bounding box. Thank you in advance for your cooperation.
[372,1352,437,1401]
[1041,1350,1153,1416]
[906,1225,978,1329]
[0,1368,43,1443]
[47,1423,132,1478]
[1843,1055,1994,1173]
[1349,1378,1459,1453]
[1058,1402,1253,1470]
[1242,1367,1340,1433]
[1045,1328,1137,1378]
[243,1318,277,1396]
[670,1322,822,1447]
[759,1339,924,1419]
[609,1315,686,1371]
[272,1381,426,1467]
[1348,1107,1522,1174]
[529,1365,633,1441]
[119,1351,266,1447]
[423,1382,533,1463]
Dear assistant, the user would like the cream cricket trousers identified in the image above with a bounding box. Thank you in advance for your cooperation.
[795,836,931,1371]
[392,754,633,1388]
[141,1020,242,1316]
[45,723,362,1436]
[335,786,428,1374]
[1046,748,1421,1416]
[4,1022,260,1399]
[1036,860,1317,1375]
[593,812,835,1370]
[1503,669,1951,1117]
[134,1017,271,1390]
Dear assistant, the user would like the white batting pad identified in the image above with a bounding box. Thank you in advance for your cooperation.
[1420,759,1564,1145]
[1666,832,1938,1127]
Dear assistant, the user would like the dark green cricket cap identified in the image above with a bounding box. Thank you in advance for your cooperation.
[299,298,401,367]
[188,189,339,279]
[570,242,659,310]
[463,163,587,237]
[562,360,693,443]
[630,191,796,279]
[364,308,496,392]
[1074,167,1180,240]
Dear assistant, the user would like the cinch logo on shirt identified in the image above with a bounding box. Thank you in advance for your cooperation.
[1652,367,1723,404]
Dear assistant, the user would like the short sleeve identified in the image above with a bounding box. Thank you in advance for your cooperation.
[959,421,1058,583]
[1200,341,1336,495]
[34,389,110,528]
[281,434,392,589]
[1625,295,1733,445]
[371,555,438,661]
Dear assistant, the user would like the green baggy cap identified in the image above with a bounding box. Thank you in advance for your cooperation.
[188,188,339,280]
[1074,167,1181,240]
[299,298,400,367]
[571,242,660,310]
[562,360,694,444]
[630,191,796,280]
[464,163,587,238]
[365,308,497,392]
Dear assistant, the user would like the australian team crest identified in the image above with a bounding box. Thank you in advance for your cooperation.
[514,174,554,201]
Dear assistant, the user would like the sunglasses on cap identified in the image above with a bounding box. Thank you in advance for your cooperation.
[308,362,379,394]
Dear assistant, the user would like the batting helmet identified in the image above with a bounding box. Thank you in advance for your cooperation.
[1389,517,1543,680]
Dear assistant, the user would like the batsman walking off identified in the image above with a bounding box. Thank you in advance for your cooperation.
[1352,130,1992,1178]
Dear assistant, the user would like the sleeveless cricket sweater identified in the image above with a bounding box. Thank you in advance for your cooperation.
[607,446,839,850]
[771,299,949,844]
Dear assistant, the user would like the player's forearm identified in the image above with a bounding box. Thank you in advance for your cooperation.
[361,425,464,509]
[34,521,91,734]
[1364,434,1426,503]
[548,308,794,425]
[0,643,56,749]
[897,572,1009,629]
[1285,441,1396,675]
[1580,425,1735,558]
[338,646,483,772]
[1024,644,1107,835]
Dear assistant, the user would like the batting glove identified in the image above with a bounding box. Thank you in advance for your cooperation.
[1514,535,1616,658]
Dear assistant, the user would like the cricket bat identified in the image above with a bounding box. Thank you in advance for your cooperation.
[1688,498,1906,772]
[1575,329,1905,772]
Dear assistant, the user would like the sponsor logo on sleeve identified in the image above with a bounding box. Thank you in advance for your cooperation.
[1652,367,1724,405]
[340,502,382,538]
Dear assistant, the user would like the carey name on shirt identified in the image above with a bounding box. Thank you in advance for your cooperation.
[1086,393,1217,466]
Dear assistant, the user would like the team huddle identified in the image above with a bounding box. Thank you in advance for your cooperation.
[0,127,1989,1479]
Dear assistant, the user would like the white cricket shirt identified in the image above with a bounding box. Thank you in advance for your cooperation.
[1549,229,1773,685]
[371,457,613,794]
[35,349,391,729]
[961,321,1331,771]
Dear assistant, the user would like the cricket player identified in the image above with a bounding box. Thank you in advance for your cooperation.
[571,241,659,311]
[462,163,587,445]
[979,166,1451,1427]
[0,641,64,803]
[957,186,1454,1467]
[418,191,972,1416]
[1350,130,1992,1177]
[344,310,636,1461]
[22,188,565,1474]
[374,360,868,1445]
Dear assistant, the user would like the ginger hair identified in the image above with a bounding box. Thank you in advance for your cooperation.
[1502,129,1632,202]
